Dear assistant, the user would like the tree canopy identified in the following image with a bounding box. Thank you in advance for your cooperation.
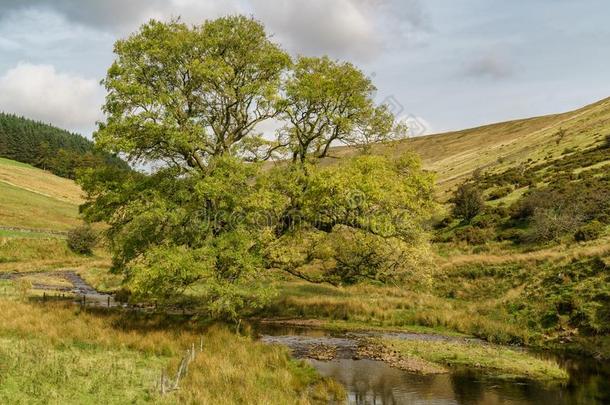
[82,16,436,318]
[97,16,290,172]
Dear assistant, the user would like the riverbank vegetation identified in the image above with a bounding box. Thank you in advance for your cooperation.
[382,338,568,381]
[0,294,343,404]
[79,15,434,322]
[259,238,610,359]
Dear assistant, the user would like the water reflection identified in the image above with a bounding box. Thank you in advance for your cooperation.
[256,324,609,404]
[309,355,609,405]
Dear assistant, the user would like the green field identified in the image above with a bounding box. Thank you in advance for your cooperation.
[0,181,80,231]
[0,158,82,231]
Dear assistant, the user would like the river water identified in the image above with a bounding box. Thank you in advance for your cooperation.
[258,325,610,405]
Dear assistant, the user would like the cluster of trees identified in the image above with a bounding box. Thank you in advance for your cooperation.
[81,16,435,318]
[0,113,129,178]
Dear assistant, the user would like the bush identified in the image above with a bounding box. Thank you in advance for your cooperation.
[454,226,495,245]
[433,216,453,230]
[488,205,510,218]
[497,228,527,243]
[451,182,485,221]
[67,225,97,255]
[487,186,512,201]
[528,208,582,243]
[574,221,605,242]
[471,213,502,229]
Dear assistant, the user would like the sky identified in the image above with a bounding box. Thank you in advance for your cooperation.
[0,0,609,137]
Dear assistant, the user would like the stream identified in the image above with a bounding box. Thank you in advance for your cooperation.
[258,324,610,404]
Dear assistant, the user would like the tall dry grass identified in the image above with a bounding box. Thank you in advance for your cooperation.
[0,298,342,404]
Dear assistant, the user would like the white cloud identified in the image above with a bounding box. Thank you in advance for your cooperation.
[249,0,430,60]
[250,0,379,60]
[0,63,103,133]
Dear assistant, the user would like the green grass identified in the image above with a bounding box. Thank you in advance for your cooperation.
[0,229,64,239]
[0,181,80,231]
[384,338,569,381]
[0,337,167,404]
[0,237,110,274]
[0,238,77,264]
[0,157,34,168]
[0,294,344,404]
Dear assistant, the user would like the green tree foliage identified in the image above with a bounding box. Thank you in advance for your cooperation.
[82,16,433,316]
[97,16,290,170]
[265,154,436,285]
[80,157,278,318]
[282,56,402,163]
[0,113,128,178]
[574,220,605,242]
[451,182,485,221]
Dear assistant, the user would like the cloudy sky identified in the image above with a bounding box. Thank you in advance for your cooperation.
[1,0,609,137]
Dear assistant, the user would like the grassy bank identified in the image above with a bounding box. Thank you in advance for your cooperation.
[0,237,109,274]
[383,338,568,381]
[260,243,610,359]
[0,296,344,404]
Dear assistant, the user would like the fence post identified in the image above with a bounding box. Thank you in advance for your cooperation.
[43,292,46,302]
[107,296,110,307]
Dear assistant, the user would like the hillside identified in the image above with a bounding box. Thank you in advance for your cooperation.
[328,97,610,200]
[0,157,82,233]
[0,113,128,179]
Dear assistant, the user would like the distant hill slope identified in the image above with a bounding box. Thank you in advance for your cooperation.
[327,97,610,200]
[0,113,129,179]
[2,97,609,232]
[0,158,81,232]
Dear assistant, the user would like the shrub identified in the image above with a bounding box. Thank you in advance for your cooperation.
[67,225,97,255]
[473,213,503,229]
[528,208,582,243]
[454,226,495,245]
[496,228,527,243]
[433,216,453,229]
[488,205,510,218]
[451,182,485,221]
[487,186,512,201]
[574,221,605,242]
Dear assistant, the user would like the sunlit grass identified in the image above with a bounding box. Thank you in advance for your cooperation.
[384,338,569,381]
[0,296,343,404]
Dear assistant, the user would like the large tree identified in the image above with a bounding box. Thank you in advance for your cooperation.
[83,16,435,317]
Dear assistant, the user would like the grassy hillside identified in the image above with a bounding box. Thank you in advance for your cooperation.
[0,157,82,232]
[328,97,610,200]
